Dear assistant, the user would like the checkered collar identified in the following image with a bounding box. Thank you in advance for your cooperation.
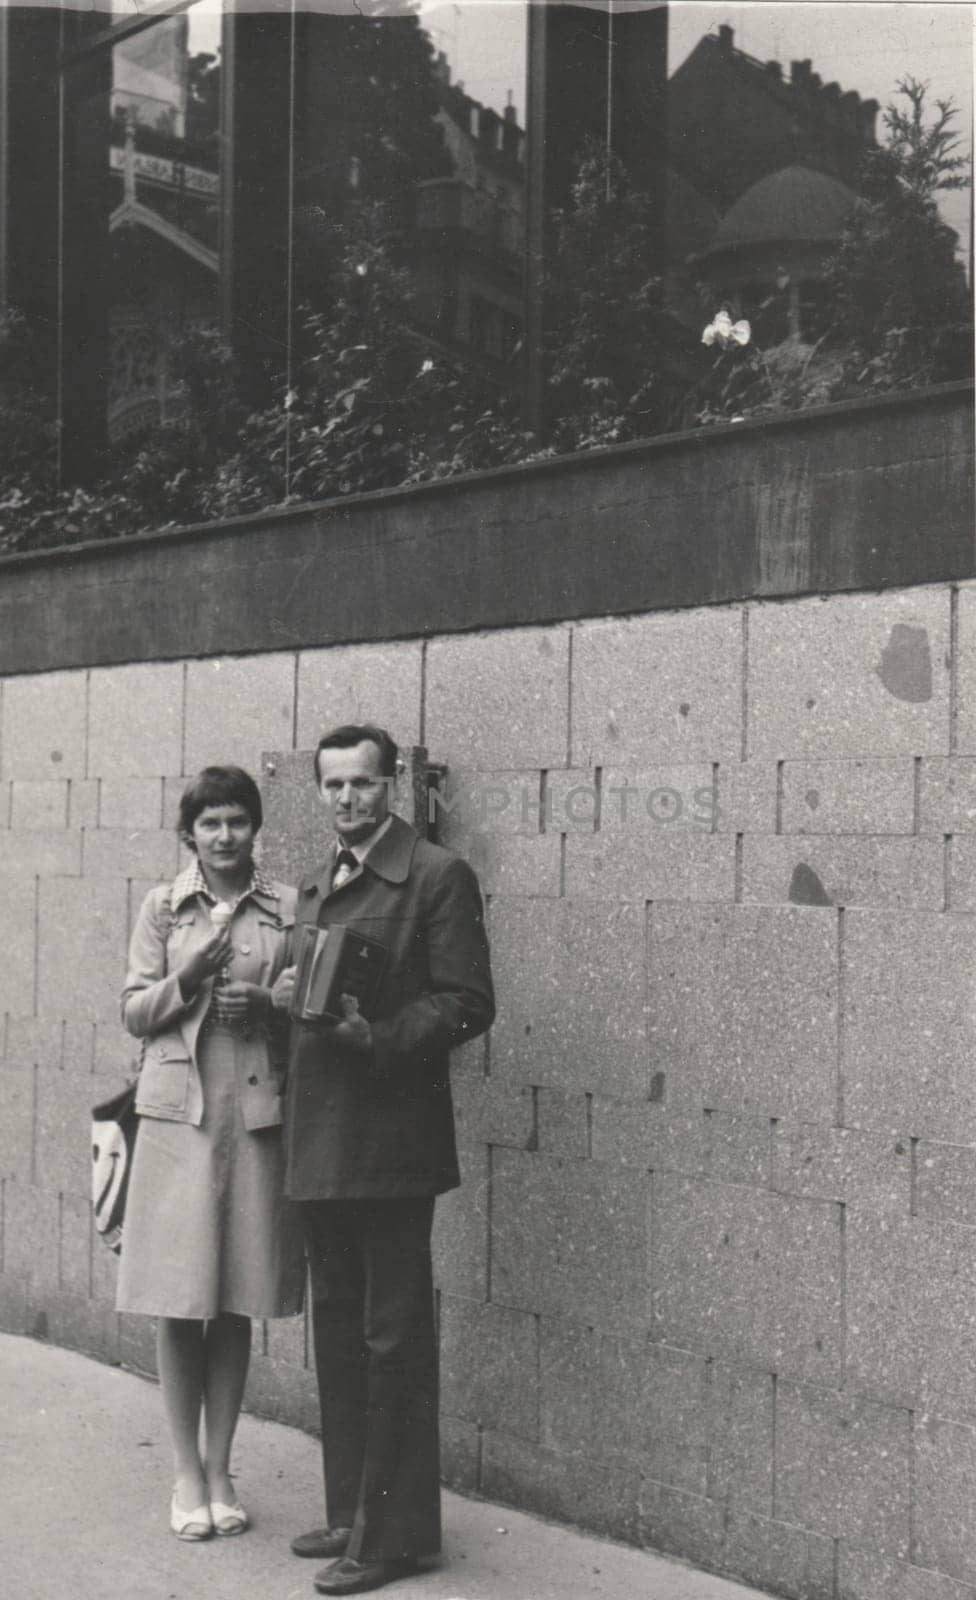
[170,858,279,911]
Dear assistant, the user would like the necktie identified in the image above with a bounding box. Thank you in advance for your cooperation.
[332,848,358,890]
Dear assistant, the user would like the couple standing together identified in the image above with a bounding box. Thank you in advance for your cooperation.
[115,723,496,1596]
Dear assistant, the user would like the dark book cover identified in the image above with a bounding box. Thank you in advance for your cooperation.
[290,923,388,1025]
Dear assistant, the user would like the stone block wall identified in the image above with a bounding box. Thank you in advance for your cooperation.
[4,583,976,1599]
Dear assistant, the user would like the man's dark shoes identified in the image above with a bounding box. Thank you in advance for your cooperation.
[313,1555,420,1595]
[291,1526,352,1559]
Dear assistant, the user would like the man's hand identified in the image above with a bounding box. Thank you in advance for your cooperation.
[271,965,297,1012]
[332,993,373,1053]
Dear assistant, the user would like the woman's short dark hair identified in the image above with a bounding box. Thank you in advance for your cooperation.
[178,766,263,846]
[313,723,399,781]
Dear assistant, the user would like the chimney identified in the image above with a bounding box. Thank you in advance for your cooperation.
[791,58,811,87]
[717,24,734,52]
[482,111,502,153]
[765,60,782,80]
[840,89,860,132]
[858,98,879,143]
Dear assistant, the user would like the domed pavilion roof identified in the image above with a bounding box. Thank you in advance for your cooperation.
[704,164,858,254]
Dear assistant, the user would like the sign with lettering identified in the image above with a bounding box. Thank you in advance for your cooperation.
[110,144,218,198]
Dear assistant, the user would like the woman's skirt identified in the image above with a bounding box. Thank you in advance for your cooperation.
[116,1022,305,1320]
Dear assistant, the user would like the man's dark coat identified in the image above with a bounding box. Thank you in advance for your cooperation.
[284,812,495,1200]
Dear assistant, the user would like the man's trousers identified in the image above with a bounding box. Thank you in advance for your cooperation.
[302,1197,441,1563]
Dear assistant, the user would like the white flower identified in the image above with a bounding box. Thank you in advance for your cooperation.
[702,309,751,349]
[419,358,435,375]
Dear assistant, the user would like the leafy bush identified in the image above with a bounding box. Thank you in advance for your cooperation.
[190,204,532,523]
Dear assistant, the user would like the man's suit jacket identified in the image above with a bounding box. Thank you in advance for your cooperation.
[284,813,495,1201]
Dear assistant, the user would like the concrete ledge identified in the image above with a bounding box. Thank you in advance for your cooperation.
[0,382,971,675]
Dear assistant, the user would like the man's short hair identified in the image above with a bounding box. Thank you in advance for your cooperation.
[178,765,263,845]
[314,723,399,781]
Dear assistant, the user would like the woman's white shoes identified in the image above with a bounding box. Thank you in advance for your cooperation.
[169,1488,249,1539]
[170,1493,213,1541]
[211,1498,249,1536]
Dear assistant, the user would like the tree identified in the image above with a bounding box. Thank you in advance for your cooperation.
[543,141,706,447]
[828,78,973,388]
[293,6,452,303]
[883,75,970,202]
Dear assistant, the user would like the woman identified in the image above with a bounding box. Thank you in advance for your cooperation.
[116,765,304,1541]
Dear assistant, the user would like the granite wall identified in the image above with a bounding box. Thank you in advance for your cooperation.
[4,581,976,1599]
[0,382,970,676]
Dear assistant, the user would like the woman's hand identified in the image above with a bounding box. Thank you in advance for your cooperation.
[212,981,270,1026]
[177,924,234,999]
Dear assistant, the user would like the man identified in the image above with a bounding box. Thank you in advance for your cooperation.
[272,723,494,1596]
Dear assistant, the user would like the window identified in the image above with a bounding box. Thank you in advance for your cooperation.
[54,0,529,486]
[106,7,222,439]
[0,1,970,546]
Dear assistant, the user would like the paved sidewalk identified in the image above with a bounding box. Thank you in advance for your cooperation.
[1,1332,772,1600]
